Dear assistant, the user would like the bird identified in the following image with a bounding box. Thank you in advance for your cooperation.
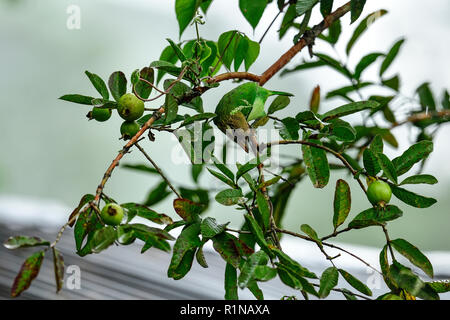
[213,82,293,154]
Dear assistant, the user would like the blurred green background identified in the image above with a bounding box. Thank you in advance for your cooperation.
[0,0,449,250]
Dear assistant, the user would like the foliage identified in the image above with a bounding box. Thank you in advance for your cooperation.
[4,0,450,300]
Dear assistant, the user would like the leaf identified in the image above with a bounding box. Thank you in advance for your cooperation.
[195,245,208,268]
[239,0,268,29]
[300,224,321,246]
[175,0,199,36]
[11,251,45,297]
[442,90,450,110]
[52,247,64,293]
[134,67,155,99]
[225,263,238,300]
[74,207,102,255]
[370,135,384,154]
[375,153,398,184]
[333,179,351,230]
[390,238,433,278]
[217,31,240,70]
[245,37,260,71]
[390,184,437,209]
[346,10,388,55]
[122,163,158,175]
[108,71,127,102]
[380,245,397,291]
[247,280,264,300]
[168,223,202,280]
[296,0,318,16]
[427,281,450,293]
[201,217,228,239]
[275,117,300,140]
[319,267,338,298]
[121,203,173,225]
[322,101,379,121]
[363,148,381,176]
[280,60,327,76]
[354,53,384,80]
[212,157,235,181]
[327,119,356,142]
[392,140,433,176]
[212,232,253,268]
[173,198,204,222]
[59,94,95,105]
[399,174,438,186]
[272,248,317,279]
[382,75,400,91]
[208,168,236,188]
[315,53,350,78]
[84,71,109,100]
[215,189,244,206]
[144,181,171,206]
[350,0,366,23]
[380,39,405,77]
[416,82,437,111]
[236,161,258,182]
[157,45,178,84]
[302,139,330,188]
[89,226,117,254]
[320,0,333,17]
[166,38,187,62]
[338,269,372,296]
[244,214,274,258]
[256,191,270,230]
[309,86,321,113]
[348,205,403,229]
[4,236,50,250]
[180,113,216,127]
[238,251,269,288]
[267,96,291,114]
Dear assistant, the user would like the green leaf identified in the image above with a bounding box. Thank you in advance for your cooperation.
[245,37,260,71]
[375,153,398,184]
[390,185,437,209]
[442,90,450,110]
[215,189,244,206]
[380,39,405,77]
[315,53,350,78]
[416,82,437,111]
[327,119,356,142]
[350,0,366,23]
[254,266,277,282]
[302,139,330,189]
[354,53,384,80]
[296,0,319,16]
[180,113,216,127]
[274,117,299,141]
[236,161,258,182]
[325,82,372,100]
[207,168,236,188]
[389,262,439,300]
[244,214,274,258]
[52,247,64,293]
[168,223,202,280]
[300,224,321,246]
[165,94,179,124]
[267,96,291,114]
[150,60,182,78]
[217,31,240,70]
[201,217,228,239]
[121,203,173,225]
[238,251,269,288]
[157,45,178,84]
[225,263,238,300]
[333,179,351,230]
[89,226,117,254]
[272,248,317,279]
[427,281,450,293]
[85,71,109,100]
[11,251,45,297]
[239,0,268,29]
[392,141,433,176]
[280,60,327,76]
[134,67,154,99]
[4,236,50,250]
[319,267,338,298]
[322,101,379,121]
[320,0,333,17]
[370,135,384,154]
[195,245,208,268]
[346,10,388,55]
[211,157,235,181]
[108,71,127,102]
[59,94,95,105]
[390,238,433,278]
[175,0,199,36]
[363,148,381,176]
[399,174,438,186]
[212,232,253,268]
[144,181,170,206]
[382,75,400,91]
[256,192,270,230]
[349,205,403,229]
[74,207,102,255]
[173,198,204,222]
[166,38,187,62]
[122,163,158,175]
[338,269,372,296]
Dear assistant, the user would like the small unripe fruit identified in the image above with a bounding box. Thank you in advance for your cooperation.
[87,107,112,122]
[100,203,124,226]
[367,180,392,206]
[117,93,144,121]
[120,121,140,140]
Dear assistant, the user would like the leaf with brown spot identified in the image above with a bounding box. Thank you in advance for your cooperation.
[173,198,204,223]
[52,248,64,293]
[11,250,45,297]
[68,194,95,227]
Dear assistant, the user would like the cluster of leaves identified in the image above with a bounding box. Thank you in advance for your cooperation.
[5,0,450,300]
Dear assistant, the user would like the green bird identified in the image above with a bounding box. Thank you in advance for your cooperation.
[214,82,293,153]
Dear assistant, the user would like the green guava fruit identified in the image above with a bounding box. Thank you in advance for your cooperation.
[120,121,140,140]
[87,107,112,122]
[100,203,124,226]
[117,93,144,121]
[367,180,392,206]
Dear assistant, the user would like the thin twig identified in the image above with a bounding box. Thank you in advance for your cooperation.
[135,142,181,199]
